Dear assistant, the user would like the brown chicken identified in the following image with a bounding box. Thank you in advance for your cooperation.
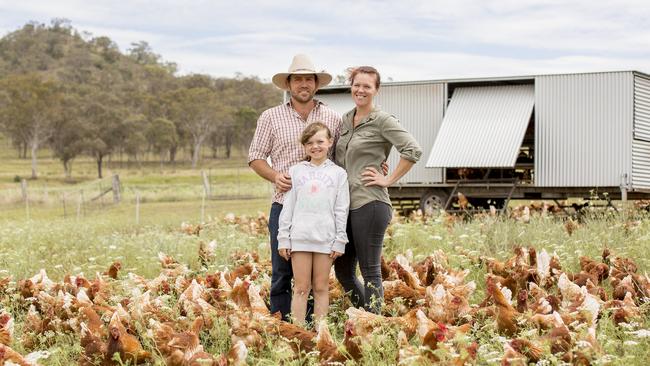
[106,312,151,364]
[345,307,419,338]
[216,340,248,366]
[0,311,12,346]
[316,320,350,365]
[0,344,31,366]
[383,280,424,308]
[80,321,107,366]
[104,262,122,280]
[509,338,543,363]
[226,263,257,285]
[486,275,519,336]
[457,192,469,210]
[380,256,396,281]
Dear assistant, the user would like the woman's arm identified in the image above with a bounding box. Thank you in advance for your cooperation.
[362,115,421,187]
[361,158,414,187]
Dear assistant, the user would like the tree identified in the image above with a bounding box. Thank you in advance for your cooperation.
[169,87,222,168]
[0,73,61,178]
[50,93,87,179]
[147,117,177,169]
[82,94,125,178]
[122,114,148,167]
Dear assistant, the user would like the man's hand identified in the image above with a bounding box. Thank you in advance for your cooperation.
[279,248,291,261]
[330,251,343,259]
[274,172,292,192]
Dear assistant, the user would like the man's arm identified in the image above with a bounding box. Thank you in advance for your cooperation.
[249,159,292,192]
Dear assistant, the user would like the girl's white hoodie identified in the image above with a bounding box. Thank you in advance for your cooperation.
[277,159,349,254]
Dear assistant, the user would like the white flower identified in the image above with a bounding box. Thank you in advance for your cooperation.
[624,340,639,346]
[627,329,650,338]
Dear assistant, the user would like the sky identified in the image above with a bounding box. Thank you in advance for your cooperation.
[1,0,650,83]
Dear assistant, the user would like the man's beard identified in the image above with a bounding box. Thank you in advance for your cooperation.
[291,90,314,103]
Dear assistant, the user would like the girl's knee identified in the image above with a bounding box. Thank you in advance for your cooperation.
[312,281,329,295]
[293,283,311,296]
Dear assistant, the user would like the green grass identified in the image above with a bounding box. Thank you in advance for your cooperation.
[1,208,649,364]
[1,138,649,365]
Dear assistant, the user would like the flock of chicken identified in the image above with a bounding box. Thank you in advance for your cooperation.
[1,221,650,365]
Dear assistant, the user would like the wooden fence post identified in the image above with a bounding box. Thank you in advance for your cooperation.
[135,191,141,225]
[62,192,67,218]
[112,174,121,203]
[20,179,28,202]
[201,170,211,199]
[77,191,83,219]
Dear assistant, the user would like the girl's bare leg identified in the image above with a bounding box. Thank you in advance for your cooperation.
[290,252,312,326]
[312,253,334,322]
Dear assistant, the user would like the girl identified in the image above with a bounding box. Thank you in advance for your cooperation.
[277,122,349,325]
[334,66,422,313]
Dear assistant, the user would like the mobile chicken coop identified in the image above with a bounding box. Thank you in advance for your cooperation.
[315,71,650,213]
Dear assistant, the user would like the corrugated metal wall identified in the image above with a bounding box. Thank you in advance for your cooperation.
[374,83,445,184]
[634,75,650,141]
[317,90,354,115]
[632,139,650,190]
[632,74,650,190]
[317,83,446,184]
[535,72,633,187]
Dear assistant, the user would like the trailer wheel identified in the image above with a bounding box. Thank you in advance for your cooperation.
[420,190,449,216]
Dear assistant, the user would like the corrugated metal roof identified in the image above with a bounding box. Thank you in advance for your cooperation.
[425,84,534,168]
[319,70,649,91]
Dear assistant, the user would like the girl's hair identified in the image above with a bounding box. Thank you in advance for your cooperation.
[348,66,381,89]
[300,122,332,161]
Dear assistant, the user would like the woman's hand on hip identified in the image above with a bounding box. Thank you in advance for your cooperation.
[278,248,291,261]
[330,251,343,259]
[361,167,391,187]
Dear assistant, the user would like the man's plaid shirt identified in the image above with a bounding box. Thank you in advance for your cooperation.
[248,99,342,204]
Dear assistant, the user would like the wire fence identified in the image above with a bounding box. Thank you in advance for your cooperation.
[0,168,273,221]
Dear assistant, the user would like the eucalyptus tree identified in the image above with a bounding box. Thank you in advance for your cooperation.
[50,93,88,179]
[147,117,177,168]
[0,73,62,179]
[168,87,224,168]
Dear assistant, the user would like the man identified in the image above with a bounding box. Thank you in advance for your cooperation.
[248,54,341,320]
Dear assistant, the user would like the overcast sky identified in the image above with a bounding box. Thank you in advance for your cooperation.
[1,0,650,83]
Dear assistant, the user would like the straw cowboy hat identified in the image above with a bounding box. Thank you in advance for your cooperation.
[272,54,332,90]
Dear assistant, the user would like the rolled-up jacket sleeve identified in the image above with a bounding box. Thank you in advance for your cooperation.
[248,111,273,164]
[381,115,422,163]
[331,170,349,254]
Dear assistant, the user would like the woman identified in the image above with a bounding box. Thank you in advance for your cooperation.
[334,66,422,313]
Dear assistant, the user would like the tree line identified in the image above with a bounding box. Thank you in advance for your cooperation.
[0,19,281,179]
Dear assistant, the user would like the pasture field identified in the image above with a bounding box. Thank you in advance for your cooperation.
[1,206,650,365]
[1,141,650,365]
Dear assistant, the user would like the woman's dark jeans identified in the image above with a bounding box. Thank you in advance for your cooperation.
[334,200,392,313]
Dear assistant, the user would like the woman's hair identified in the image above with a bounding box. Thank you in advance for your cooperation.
[300,122,332,161]
[348,66,381,89]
